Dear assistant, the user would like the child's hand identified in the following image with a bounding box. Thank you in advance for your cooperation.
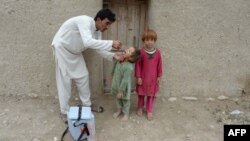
[116,92,123,99]
[137,78,142,85]
[157,77,161,84]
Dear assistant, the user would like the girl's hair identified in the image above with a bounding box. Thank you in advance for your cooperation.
[94,8,116,22]
[141,29,157,42]
[128,47,141,63]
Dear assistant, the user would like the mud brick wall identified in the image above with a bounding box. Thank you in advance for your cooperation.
[1,0,250,97]
[148,0,250,96]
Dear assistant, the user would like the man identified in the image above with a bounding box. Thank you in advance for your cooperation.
[51,8,123,123]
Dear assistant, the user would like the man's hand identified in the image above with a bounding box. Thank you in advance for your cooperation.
[113,52,125,61]
[112,40,122,49]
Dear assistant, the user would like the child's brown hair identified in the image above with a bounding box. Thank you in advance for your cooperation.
[141,29,157,42]
[128,47,140,63]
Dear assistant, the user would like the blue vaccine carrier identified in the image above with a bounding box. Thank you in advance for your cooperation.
[67,106,95,141]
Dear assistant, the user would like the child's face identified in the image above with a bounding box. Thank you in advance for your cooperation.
[144,39,155,49]
[124,47,135,59]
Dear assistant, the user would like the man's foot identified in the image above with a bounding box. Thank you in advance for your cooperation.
[113,110,121,119]
[121,114,129,122]
[60,113,67,124]
[137,108,143,116]
[91,104,104,113]
[147,112,153,121]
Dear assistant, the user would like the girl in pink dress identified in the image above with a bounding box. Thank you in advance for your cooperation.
[135,29,162,121]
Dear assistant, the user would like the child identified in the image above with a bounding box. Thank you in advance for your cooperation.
[135,29,162,121]
[111,46,140,121]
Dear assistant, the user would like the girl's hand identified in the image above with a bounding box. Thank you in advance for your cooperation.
[157,77,161,84]
[117,92,123,99]
[137,78,142,85]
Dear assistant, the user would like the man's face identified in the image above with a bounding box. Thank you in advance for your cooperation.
[96,18,112,32]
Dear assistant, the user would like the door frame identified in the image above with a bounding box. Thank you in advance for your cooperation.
[102,0,148,93]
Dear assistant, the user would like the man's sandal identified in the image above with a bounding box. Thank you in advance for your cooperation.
[91,105,104,113]
[60,113,68,124]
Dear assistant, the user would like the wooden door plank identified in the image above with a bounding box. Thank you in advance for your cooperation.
[102,0,147,93]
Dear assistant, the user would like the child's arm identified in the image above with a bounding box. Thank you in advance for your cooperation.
[157,50,163,78]
[111,61,118,76]
[135,54,142,85]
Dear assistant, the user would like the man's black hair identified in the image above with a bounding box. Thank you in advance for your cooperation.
[94,8,116,22]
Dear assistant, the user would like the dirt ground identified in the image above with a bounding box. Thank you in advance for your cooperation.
[0,93,250,141]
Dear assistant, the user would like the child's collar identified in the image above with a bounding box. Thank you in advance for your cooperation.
[143,47,156,54]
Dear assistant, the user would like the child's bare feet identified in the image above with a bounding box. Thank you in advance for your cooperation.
[121,114,129,122]
[147,112,153,121]
[137,108,143,116]
[113,110,121,119]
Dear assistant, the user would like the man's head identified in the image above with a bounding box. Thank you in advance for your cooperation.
[94,8,116,32]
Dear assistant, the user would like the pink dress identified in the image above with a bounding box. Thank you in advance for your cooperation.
[135,48,163,96]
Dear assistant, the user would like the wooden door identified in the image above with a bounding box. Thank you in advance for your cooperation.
[102,0,147,93]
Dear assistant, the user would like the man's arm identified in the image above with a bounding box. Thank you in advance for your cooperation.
[76,18,113,50]
[95,50,125,62]
[95,31,124,62]
[95,49,114,61]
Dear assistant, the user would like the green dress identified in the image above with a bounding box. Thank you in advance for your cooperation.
[111,61,133,114]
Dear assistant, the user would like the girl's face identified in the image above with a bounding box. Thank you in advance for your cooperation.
[124,47,135,59]
[144,39,155,49]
